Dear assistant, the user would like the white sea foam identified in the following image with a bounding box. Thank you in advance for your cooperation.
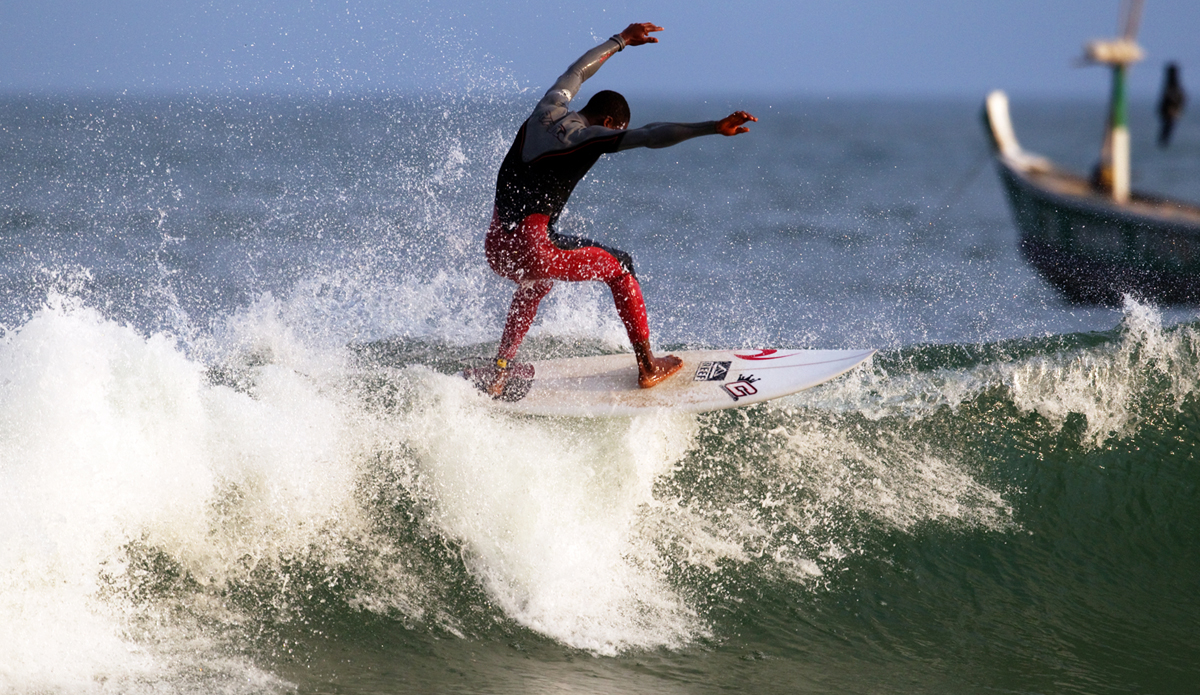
[636,407,1017,593]
[0,298,363,693]
[0,290,701,687]
[998,297,1199,445]
[778,423,1014,533]
[389,373,705,654]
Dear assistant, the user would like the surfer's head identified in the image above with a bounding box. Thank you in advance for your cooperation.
[580,90,630,130]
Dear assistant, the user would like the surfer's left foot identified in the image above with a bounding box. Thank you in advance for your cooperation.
[487,362,511,398]
[464,360,534,402]
[487,372,509,398]
[634,340,683,388]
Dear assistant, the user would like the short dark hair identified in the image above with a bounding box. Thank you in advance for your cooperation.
[579,90,630,127]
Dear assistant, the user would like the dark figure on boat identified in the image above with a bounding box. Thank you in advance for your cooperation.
[1157,62,1186,147]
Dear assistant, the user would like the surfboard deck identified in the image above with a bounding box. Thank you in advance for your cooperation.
[464,349,875,417]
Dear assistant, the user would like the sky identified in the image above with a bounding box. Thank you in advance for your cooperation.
[2,0,1198,99]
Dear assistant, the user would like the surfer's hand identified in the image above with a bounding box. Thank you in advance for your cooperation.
[717,111,757,136]
[620,23,663,46]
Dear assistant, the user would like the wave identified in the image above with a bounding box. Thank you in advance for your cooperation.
[1,290,1197,691]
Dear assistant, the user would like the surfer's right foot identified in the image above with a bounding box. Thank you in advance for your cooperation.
[633,340,683,388]
[638,354,683,388]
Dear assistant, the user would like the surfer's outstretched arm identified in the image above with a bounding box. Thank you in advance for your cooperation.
[537,23,663,113]
[617,111,757,150]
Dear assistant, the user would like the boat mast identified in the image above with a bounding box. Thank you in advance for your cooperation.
[1085,0,1144,204]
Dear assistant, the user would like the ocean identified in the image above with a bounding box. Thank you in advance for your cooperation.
[2,91,1199,694]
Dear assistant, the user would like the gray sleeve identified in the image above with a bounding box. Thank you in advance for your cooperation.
[535,37,625,114]
[616,121,720,151]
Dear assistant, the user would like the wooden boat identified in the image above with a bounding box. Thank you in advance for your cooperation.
[983,1,1200,305]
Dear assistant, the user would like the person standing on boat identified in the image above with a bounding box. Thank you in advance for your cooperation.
[1158,62,1186,147]
[482,22,756,397]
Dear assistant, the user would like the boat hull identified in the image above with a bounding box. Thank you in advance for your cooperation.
[982,90,1200,306]
[996,162,1200,305]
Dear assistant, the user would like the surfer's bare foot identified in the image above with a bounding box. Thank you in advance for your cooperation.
[633,340,682,388]
[487,367,510,398]
[638,353,683,388]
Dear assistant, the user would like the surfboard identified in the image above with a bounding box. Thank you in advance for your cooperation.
[464,349,875,417]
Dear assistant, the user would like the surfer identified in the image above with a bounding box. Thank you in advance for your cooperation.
[484,22,756,397]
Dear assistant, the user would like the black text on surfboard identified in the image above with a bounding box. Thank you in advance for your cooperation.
[694,361,731,381]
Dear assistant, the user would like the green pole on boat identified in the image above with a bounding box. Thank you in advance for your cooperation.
[1087,0,1143,204]
[1110,62,1131,203]
[1112,64,1129,131]
[1085,36,1141,204]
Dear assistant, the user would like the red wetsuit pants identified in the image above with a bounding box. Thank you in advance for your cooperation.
[485,210,650,362]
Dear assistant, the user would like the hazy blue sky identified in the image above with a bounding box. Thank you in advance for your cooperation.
[2,0,1198,99]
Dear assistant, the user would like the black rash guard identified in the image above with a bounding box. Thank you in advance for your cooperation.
[494,35,722,231]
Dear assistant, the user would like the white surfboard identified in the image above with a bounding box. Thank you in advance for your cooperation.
[469,349,875,417]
